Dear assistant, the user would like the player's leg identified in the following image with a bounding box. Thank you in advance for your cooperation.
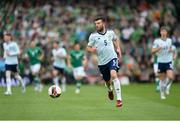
[75,66,86,94]
[5,70,12,95]
[105,80,113,92]
[158,73,166,99]
[109,59,122,107]
[14,72,26,93]
[158,62,169,99]
[11,64,26,93]
[165,69,174,95]
[59,68,66,92]
[31,64,42,92]
[52,67,59,86]
[98,65,114,100]
[154,63,159,91]
[110,69,122,107]
[73,67,82,94]
[74,76,82,94]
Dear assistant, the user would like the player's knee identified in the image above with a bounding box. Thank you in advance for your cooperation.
[6,71,11,78]
[52,72,57,77]
[32,71,38,76]
[15,73,22,80]
[75,77,81,80]
[167,70,174,80]
[168,74,174,80]
[110,70,118,79]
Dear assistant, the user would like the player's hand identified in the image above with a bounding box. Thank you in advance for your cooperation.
[91,47,97,53]
[157,47,162,52]
[6,51,10,56]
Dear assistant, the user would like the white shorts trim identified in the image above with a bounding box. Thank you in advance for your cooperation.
[30,64,41,74]
[73,66,86,79]
[153,63,158,74]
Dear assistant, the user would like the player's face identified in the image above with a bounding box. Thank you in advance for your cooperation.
[30,41,36,48]
[94,20,105,32]
[4,35,11,42]
[53,43,58,49]
[160,29,168,37]
[74,44,80,51]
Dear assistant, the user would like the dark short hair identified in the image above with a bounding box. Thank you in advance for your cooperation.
[4,32,12,36]
[53,41,59,44]
[94,16,106,22]
[160,26,169,32]
[4,32,13,40]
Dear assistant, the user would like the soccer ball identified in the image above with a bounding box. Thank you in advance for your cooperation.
[48,85,61,98]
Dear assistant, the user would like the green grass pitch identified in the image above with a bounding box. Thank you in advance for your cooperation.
[0,83,180,120]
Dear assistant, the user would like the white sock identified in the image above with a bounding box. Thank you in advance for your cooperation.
[15,74,25,88]
[160,80,166,96]
[6,76,11,93]
[166,78,172,92]
[61,77,66,92]
[113,78,122,101]
[6,71,12,93]
[53,77,59,86]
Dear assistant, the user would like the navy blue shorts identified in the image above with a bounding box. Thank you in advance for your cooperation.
[53,66,64,74]
[5,64,18,72]
[158,62,173,73]
[98,58,120,82]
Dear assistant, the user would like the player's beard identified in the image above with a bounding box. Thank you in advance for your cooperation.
[97,25,105,34]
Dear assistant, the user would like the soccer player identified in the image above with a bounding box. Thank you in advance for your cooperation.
[26,41,44,92]
[3,33,25,95]
[51,41,67,92]
[86,16,122,107]
[68,43,87,94]
[151,26,175,99]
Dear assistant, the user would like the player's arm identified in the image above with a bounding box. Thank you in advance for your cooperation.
[82,54,88,68]
[57,54,67,59]
[67,54,72,68]
[8,43,20,56]
[112,30,122,58]
[151,40,161,54]
[151,47,162,54]
[39,48,44,61]
[86,46,97,53]
[173,48,177,60]
[86,34,97,53]
[3,43,6,58]
[113,38,122,58]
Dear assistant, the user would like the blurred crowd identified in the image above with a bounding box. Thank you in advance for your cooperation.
[0,0,180,84]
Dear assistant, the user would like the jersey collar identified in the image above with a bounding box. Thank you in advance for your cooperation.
[97,29,107,35]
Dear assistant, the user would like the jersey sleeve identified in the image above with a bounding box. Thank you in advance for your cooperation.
[152,39,159,48]
[3,43,6,58]
[111,30,118,41]
[88,34,95,47]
